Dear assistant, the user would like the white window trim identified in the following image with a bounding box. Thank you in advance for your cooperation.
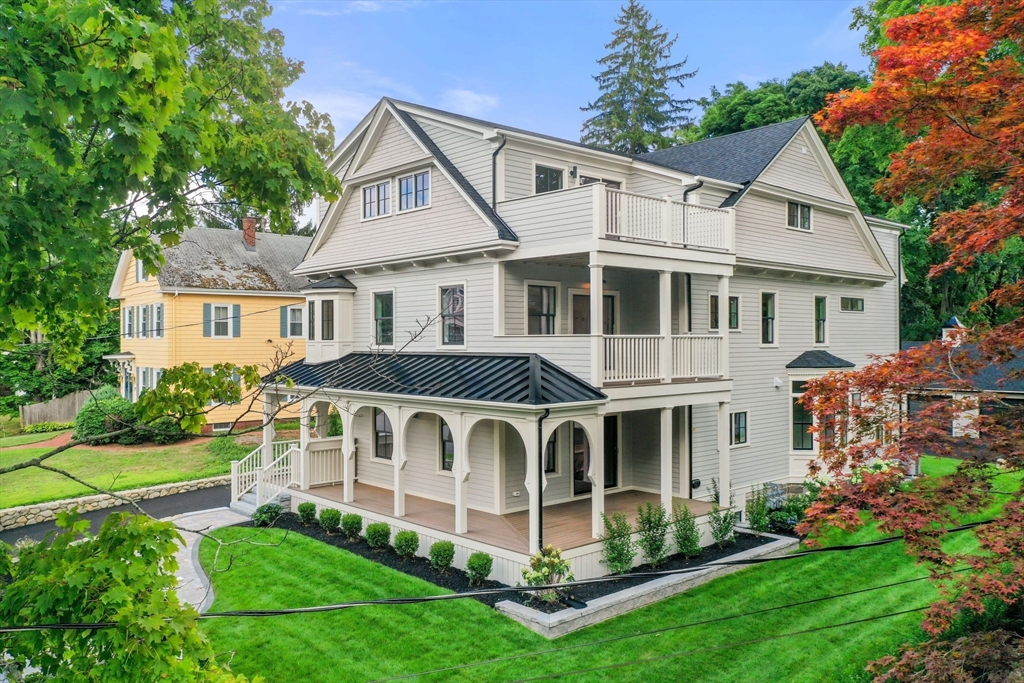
[813,294,829,347]
[370,289,397,350]
[287,305,305,339]
[135,258,148,282]
[708,293,742,332]
[524,279,561,336]
[567,288,621,335]
[211,422,232,433]
[437,281,468,350]
[154,303,164,338]
[436,415,455,477]
[788,373,822,456]
[372,408,394,461]
[840,296,866,313]
[360,179,393,222]
[212,304,231,339]
[729,410,750,449]
[786,201,814,233]
[397,168,432,214]
[531,160,570,196]
[759,290,779,348]
[575,172,626,189]
[543,423,564,477]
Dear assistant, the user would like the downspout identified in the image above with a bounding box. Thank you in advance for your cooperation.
[491,134,508,208]
[682,179,704,203]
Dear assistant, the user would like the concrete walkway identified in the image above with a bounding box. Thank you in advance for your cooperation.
[165,507,249,612]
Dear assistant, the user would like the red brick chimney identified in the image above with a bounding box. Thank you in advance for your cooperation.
[242,216,257,249]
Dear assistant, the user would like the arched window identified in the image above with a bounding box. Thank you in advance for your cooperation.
[373,408,393,460]
[439,418,454,471]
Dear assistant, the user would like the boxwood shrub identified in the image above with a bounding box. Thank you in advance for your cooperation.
[365,522,391,550]
[319,508,341,534]
[297,501,317,525]
[429,540,456,572]
[394,530,419,558]
[341,513,362,540]
[252,503,282,528]
[466,552,493,585]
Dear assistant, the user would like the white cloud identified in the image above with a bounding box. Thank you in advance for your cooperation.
[440,89,500,117]
[346,1,420,13]
[299,7,343,16]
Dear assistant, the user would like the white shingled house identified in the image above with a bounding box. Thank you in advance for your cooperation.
[229,98,903,583]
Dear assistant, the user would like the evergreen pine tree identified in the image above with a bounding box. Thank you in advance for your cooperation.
[581,0,697,154]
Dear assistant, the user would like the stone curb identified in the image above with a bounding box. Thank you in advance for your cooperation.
[0,476,231,531]
[496,532,800,638]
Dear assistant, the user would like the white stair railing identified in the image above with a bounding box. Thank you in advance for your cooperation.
[255,446,300,507]
[231,439,300,503]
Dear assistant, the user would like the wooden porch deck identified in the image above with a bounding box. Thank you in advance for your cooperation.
[299,482,714,554]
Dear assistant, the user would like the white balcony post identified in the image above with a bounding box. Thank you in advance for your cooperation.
[453,412,468,534]
[590,418,605,539]
[660,270,672,382]
[679,406,691,498]
[394,407,407,518]
[589,257,604,385]
[341,406,355,503]
[718,401,731,508]
[661,196,672,244]
[261,393,277,468]
[660,407,673,510]
[726,208,736,252]
[524,418,541,554]
[717,275,730,378]
[593,182,607,239]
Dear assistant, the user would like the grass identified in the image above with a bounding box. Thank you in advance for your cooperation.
[199,456,1022,683]
[0,439,236,508]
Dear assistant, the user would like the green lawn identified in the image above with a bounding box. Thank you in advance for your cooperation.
[0,440,235,508]
[200,456,1023,683]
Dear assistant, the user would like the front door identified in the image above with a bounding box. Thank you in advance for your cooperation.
[571,294,616,335]
[604,415,618,488]
[572,417,619,495]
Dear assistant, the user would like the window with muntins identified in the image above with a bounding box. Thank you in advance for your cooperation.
[761,293,776,344]
[374,408,393,460]
[709,295,719,330]
[535,165,563,194]
[289,307,303,337]
[729,296,740,330]
[374,292,394,346]
[321,300,334,341]
[140,305,149,338]
[792,381,814,450]
[815,296,827,344]
[544,431,557,473]
[125,307,134,338]
[709,295,740,330]
[841,297,865,312]
[787,201,812,230]
[528,285,557,335]
[441,286,465,346]
[362,181,391,219]
[154,304,164,337]
[400,171,430,211]
[213,305,230,338]
[730,411,748,445]
[439,419,454,472]
[308,301,316,341]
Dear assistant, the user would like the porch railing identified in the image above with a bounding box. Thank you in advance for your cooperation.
[672,335,723,378]
[606,188,732,250]
[230,439,300,503]
[603,335,662,382]
[255,446,299,506]
[308,437,345,487]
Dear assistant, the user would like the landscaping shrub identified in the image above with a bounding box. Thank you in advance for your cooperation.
[599,512,636,574]
[672,503,702,558]
[429,540,456,572]
[745,485,771,537]
[466,552,494,585]
[73,397,139,445]
[252,503,282,528]
[207,436,251,461]
[149,416,189,445]
[394,530,419,558]
[708,479,737,547]
[319,508,341,534]
[767,493,816,535]
[365,522,392,550]
[636,502,670,567]
[84,385,120,404]
[22,421,74,434]
[521,545,573,603]
[328,408,343,437]
[297,502,317,526]
[341,513,363,540]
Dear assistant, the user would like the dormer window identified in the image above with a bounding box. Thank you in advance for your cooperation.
[399,171,430,211]
[787,201,812,230]
[363,181,391,219]
[535,165,563,194]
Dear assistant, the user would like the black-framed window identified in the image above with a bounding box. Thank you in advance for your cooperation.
[399,171,430,211]
[709,294,719,330]
[374,292,394,346]
[535,165,563,194]
[527,285,557,335]
[729,296,740,330]
[374,408,393,460]
[440,286,465,346]
[761,292,776,344]
[321,300,334,341]
[841,297,865,312]
[308,301,315,341]
[544,431,557,474]
[787,201,811,230]
[363,181,391,219]
[792,381,814,451]
[730,411,748,445]
[814,296,827,344]
[439,418,454,471]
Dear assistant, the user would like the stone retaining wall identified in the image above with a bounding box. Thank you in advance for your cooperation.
[0,476,231,531]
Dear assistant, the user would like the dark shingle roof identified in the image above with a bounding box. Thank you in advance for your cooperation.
[636,118,809,207]
[390,104,518,242]
[157,227,311,293]
[272,352,605,405]
[901,341,1024,394]
[786,350,856,369]
[303,276,355,290]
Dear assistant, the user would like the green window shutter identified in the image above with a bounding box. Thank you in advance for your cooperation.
[202,303,212,337]
[280,306,288,338]
[232,304,241,337]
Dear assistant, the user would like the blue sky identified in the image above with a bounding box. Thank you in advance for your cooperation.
[269,0,869,142]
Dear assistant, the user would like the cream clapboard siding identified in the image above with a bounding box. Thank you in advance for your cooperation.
[353,113,430,178]
[735,192,889,276]
[627,172,685,200]
[416,119,494,202]
[496,186,595,249]
[698,186,734,208]
[759,128,847,203]
[504,147,535,199]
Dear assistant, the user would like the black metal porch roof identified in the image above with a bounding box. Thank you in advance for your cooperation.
[271,353,606,405]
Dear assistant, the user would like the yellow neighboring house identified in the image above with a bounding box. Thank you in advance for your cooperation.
[106,223,311,433]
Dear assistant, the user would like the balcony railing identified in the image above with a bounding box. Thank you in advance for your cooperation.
[605,189,733,251]
[671,335,722,379]
[602,334,723,383]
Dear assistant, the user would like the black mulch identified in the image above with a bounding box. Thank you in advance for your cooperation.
[242,512,779,614]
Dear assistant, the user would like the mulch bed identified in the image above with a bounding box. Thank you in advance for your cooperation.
[246,512,780,613]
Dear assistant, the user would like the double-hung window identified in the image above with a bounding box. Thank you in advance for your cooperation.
[761,293,776,345]
[527,285,557,335]
[841,297,864,312]
[374,292,394,346]
[125,307,135,338]
[289,306,303,338]
[321,300,335,341]
[787,201,812,230]
[374,408,393,460]
[814,296,827,344]
[535,165,563,194]
[792,381,814,451]
[440,286,465,346]
[135,259,148,282]
[212,305,230,338]
[140,305,149,338]
[154,304,164,338]
[399,171,430,211]
[709,295,740,331]
[730,411,748,446]
[362,181,391,219]
[439,419,454,472]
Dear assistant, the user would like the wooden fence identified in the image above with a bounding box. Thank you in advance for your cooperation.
[18,390,91,426]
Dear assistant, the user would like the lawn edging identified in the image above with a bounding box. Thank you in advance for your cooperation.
[0,475,230,530]
[496,532,800,638]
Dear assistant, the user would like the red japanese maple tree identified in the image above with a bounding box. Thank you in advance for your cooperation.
[807,0,1024,678]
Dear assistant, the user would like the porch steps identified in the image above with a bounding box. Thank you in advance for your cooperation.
[229,490,291,517]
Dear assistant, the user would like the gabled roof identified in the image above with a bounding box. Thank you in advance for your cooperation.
[156,227,312,293]
[272,352,606,406]
[786,350,856,369]
[303,276,356,290]
[902,341,1024,394]
[636,117,808,206]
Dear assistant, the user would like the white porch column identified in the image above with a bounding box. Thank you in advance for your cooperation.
[679,406,691,498]
[717,401,731,508]
[341,405,355,503]
[524,418,541,554]
[453,413,468,534]
[590,418,605,539]
[660,270,672,382]
[660,407,673,509]
[261,393,277,468]
[717,275,730,378]
[589,256,604,386]
[298,398,312,488]
[394,408,407,518]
